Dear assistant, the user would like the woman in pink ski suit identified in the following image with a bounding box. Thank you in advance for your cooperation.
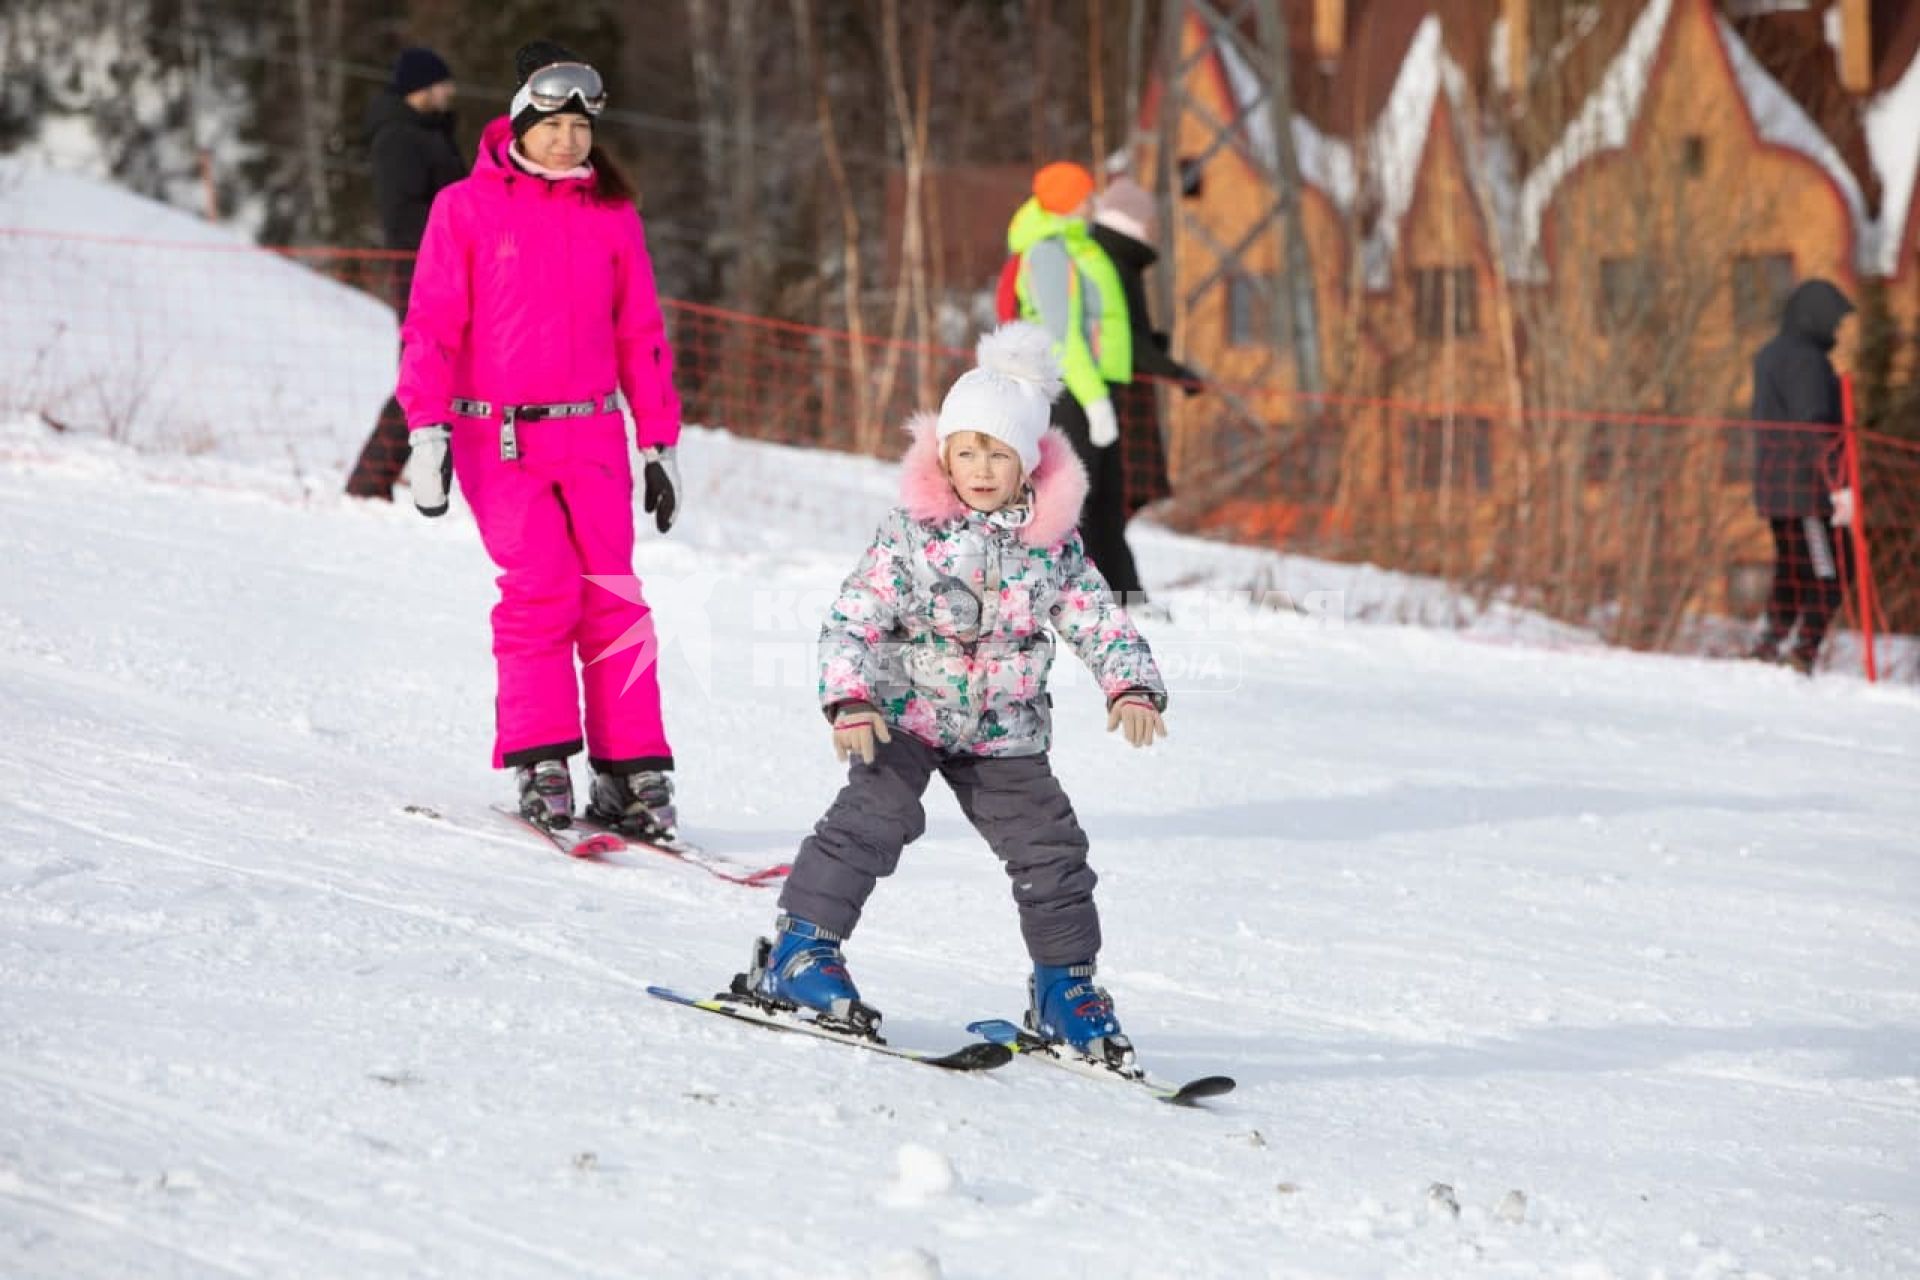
[397,41,683,838]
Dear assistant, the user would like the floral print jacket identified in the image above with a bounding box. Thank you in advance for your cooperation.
[818,414,1166,757]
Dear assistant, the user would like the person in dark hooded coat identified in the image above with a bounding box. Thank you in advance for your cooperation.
[1747,278,1855,673]
[345,47,467,500]
[1087,177,1200,607]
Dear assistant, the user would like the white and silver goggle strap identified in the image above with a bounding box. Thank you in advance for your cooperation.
[509,65,605,120]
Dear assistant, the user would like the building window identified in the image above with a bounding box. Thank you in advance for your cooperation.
[1401,416,1493,491]
[1681,134,1706,177]
[1413,266,1479,339]
[1598,256,1652,332]
[1225,272,1284,346]
[1731,253,1795,330]
[1226,275,1260,346]
[1178,156,1205,199]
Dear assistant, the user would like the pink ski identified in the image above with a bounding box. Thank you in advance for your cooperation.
[571,815,791,888]
[405,804,789,886]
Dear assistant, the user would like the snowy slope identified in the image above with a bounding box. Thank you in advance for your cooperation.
[2,417,1917,1279]
[0,162,396,479]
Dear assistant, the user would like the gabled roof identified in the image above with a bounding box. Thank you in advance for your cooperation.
[1213,12,1488,289]
[1719,10,1873,269]
[1866,52,1920,280]
[1174,0,1920,282]
[1513,0,1676,278]
[1513,0,1908,278]
[1212,28,1357,209]
[1357,17,1470,287]
[1496,2,1649,172]
[1862,20,1920,279]
[1726,5,1880,212]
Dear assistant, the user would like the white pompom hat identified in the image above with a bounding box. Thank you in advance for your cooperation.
[934,322,1065,474]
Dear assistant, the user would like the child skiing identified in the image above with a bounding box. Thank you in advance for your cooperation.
[742,322,1169,1070]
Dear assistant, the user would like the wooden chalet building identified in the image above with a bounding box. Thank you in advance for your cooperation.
[1140,0,1920,641]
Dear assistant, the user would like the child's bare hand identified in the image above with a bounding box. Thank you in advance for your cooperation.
[1105,695,1166,749]
[832,705,893,765]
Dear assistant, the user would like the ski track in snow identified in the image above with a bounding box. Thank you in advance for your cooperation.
[2,424,1918,1278]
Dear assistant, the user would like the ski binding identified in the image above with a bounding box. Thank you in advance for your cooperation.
[966,1018,1235,1105]
[648,981,1011,1072]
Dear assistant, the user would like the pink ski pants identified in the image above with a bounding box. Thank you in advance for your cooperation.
[450,412,672,771]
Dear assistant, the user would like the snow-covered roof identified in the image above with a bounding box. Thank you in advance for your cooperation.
[1514,0,1673,279]
[1359,17,1451,289]
[1863,43,1920,277]
[1717,13,1875,273]
[1199,0,1919,287]
[1213,32,1357,213]
[1515,0,1911,280]
[1214,16,1478,290]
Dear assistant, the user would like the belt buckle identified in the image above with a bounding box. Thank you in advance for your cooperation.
[500,406,519,461]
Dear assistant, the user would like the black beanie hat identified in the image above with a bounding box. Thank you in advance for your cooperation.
[511,40,590,141]
[390,47,452,97]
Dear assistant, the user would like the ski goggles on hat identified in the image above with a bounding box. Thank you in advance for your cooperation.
[511,62,607,117]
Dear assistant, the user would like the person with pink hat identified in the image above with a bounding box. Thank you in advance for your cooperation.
[1088,175,1205,608]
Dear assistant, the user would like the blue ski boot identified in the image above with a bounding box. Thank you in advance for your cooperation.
[743,915,880,1036]
[1027,961,1134,1069]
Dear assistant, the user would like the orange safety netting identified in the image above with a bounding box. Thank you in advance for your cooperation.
[3,230,1913,681]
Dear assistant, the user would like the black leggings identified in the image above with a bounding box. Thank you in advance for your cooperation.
[1765,516,1846,655]
[1051,396,1144,603]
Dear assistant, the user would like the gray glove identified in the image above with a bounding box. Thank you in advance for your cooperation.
[406,425,452,518]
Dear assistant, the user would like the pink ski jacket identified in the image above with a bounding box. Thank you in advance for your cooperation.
[398,117,681,447]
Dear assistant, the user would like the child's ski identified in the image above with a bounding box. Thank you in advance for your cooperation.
[649,985,1012,1072]
[570,815,790,888]
[966,1018,1235,1105]
[405,802,610,857]
[404,804,786,885]
[484,802,624,857]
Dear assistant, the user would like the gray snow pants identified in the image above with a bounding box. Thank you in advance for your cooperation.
[777,732,1101,965]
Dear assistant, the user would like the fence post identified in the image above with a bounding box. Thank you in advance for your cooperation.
[1840,374,1878,682]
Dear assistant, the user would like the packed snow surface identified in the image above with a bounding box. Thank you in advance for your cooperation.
[2,418,1916,1278]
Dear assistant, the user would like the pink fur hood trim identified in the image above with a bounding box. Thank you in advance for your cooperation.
[897,412,1088,547]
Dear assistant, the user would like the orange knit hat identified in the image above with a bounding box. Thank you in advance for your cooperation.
[1032,161,1095,215]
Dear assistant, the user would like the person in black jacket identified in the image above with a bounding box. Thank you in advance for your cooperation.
[345,47,467,500]
[1089,178,1201,610]
[1748,278,1855,674]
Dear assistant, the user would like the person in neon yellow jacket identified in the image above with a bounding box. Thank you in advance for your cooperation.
[1006,161,1137,598]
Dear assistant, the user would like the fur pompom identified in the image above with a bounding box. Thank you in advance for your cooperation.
[974,322,1065,403]
[515,40,579,84]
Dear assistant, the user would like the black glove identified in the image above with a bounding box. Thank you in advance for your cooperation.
[1150,332,1205,397]
[641,446,680,533]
